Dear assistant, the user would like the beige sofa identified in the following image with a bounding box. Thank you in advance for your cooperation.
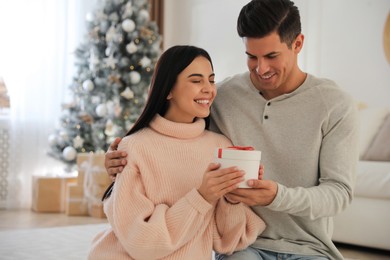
[332,107,390,250]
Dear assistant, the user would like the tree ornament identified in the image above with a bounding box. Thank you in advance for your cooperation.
[123,2,133,17]
[109,12,119,22]
[104,53,117,69]
[105,46,112,56]
[95,103,108,117]
[126,41,138,54]
[85,12,94,22]
[120,87,135,100]
[106,26,117,43]
[122,19,135,33]
[79,113,93,124]
[139,9,150,22]
[140,27,154,38]
[89,51,100,71]
[104,119,115,136]
[83,79,94,91]
[73,135,84,148]
[59,131,69,141]
[129,71,141,84]
[108,73,122,85]
[139,56,151,67]
[88,26,100,42]
[48,134,57,146]
[63,146,77,161]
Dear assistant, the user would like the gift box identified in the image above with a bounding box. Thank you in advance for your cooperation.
[76,152,106,184]
[76,152,111,218]
[214,146,261,188]
[32,175,77,212]
[88,202,106,218]
[65,183,88,216]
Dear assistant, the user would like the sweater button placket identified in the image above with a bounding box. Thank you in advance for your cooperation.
[264,102,271,120]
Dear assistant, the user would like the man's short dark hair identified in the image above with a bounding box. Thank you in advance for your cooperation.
[237,0,301,48]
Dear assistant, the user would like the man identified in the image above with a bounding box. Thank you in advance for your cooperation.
[105,0,358,259]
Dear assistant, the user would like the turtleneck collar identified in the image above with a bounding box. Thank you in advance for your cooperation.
[149,114,206,139]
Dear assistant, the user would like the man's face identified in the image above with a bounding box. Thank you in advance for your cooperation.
[244,32,303,99]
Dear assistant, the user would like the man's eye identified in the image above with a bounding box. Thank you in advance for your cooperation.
[209,80,215,84]
[192,80,201,83]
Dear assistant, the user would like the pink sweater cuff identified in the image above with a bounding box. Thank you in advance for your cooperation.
[185,188,213,216]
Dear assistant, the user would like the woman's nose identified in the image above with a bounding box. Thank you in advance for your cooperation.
[202,82,213,92]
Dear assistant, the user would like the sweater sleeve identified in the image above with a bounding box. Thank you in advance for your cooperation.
[267,92,359,219]
[105,140,213,259]
[212,198,266,254]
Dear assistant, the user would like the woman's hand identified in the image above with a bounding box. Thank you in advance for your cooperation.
[198,163,244,204]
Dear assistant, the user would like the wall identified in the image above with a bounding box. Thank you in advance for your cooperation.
[164,0,390,107]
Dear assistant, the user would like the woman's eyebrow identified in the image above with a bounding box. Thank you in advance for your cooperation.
[188,73,215,78]
[188,73,203,78]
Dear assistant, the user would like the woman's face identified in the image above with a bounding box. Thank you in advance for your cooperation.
[164,56,216,123]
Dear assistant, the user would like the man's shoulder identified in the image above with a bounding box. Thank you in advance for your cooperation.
[308,74,352,100]
[306,74,356,114]
[307,74,338,88]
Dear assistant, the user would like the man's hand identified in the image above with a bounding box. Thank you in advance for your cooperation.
[224,179,278,207]
[105,137,127,181]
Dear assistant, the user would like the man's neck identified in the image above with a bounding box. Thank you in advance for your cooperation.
[260,70,307,100]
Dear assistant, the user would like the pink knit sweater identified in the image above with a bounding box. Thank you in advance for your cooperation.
[88,115,265,260]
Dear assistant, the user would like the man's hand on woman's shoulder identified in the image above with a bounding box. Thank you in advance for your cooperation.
[105,137,127,181]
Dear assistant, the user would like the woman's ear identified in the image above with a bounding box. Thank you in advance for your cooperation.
[167,92,172,100]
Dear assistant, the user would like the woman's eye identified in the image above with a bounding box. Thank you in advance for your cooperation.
[192,80,201,83]
[209,80,215,84]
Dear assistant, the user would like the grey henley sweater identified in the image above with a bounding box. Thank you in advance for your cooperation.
[210,72,359,260]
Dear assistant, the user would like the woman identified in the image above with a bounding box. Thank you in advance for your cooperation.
[88,45,265,259]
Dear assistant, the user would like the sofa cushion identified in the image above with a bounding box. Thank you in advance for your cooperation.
[362,114,390,161]
[358,107,389,158]
[355,161,390,199]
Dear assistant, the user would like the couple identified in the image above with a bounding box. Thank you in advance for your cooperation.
[89,0,359,259]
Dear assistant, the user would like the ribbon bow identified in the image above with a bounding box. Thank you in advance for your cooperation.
[81,153,106,204]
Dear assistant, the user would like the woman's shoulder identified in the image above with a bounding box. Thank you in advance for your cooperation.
[117,128,151,151]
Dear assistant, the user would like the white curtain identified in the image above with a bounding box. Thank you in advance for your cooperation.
[0,0,98,209]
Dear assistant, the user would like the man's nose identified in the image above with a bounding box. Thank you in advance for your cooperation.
[256,59,269,75]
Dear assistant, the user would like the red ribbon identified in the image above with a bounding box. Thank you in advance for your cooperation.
[218,146,255,158]
[227,146,255,151]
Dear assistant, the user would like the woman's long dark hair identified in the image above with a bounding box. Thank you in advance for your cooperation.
[102,45,214,200]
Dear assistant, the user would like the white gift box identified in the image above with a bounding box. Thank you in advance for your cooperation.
[215,147,261,188]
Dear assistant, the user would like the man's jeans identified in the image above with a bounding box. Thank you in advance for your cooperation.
[215,247,329,260]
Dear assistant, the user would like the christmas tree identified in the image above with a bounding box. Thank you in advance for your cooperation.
[48,0,161,167]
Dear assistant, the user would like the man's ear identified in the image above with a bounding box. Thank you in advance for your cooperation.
[293,33,304,53]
